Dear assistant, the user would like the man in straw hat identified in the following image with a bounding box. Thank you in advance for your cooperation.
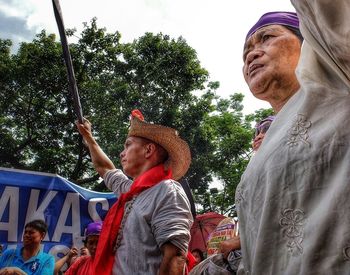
[76,109,193,274]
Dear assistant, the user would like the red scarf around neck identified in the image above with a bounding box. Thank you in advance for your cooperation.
[94,164,172,274]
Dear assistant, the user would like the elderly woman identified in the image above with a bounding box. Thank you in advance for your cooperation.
[65,221,102,275]
[0,219,54,275]
[237,1,350,274]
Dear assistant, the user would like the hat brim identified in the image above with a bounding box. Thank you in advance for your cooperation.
[128,117,191,180]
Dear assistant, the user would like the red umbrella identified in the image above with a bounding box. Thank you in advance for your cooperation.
[189,212,226,253]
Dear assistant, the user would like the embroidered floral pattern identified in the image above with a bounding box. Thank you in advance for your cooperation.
[287,114,312,147]
[235,185,244,205]
[279,208,305,254]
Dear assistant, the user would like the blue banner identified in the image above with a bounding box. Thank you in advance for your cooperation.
[0,167,117,260]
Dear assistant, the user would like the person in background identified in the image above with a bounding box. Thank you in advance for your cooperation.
[0,219,54,275]
[216,116,275,262]
[64,245,90,268]
[191,249,204,265]
[252,116,275,152]
[65,221,102,275]
[76,109,193,274]
[53,246,78,275]
[237,1,350,273]
[69,246,89,265]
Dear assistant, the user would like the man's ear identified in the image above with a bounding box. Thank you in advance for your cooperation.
[41,232,46,241]
[144,143,156,159]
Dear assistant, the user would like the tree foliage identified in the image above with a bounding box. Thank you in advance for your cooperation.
[245,107,275,124]
[0,18,267,213]
[194,92,253,214]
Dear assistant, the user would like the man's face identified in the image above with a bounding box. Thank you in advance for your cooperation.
[242,25,301,102]
[23,226,45,247]
[120,136,148,178]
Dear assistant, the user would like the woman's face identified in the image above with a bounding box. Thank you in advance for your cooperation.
[23,226,45,247]
[253,120,272,151]
[243,25,301,104]
[86,235,99,258]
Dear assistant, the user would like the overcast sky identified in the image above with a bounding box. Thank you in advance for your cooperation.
[0,0,296,114]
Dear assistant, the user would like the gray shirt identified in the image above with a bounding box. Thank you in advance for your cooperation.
[104,169,193,275]
[237,0,350,274]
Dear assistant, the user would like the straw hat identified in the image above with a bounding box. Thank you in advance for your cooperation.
[127,110,191,180]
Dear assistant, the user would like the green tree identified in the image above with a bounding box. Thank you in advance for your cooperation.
[0,33,78,175]
[245,107,275,125]
[0,18,273,213]
[0,19,215,195]
[193,92,253,214]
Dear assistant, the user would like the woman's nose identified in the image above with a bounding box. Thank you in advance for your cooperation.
[247,48,263,65]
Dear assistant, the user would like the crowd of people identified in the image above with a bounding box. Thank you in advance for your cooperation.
[1,0,349,274]
[0,111,273,275]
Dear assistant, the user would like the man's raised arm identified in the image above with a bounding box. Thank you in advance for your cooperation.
[76,119,115,178]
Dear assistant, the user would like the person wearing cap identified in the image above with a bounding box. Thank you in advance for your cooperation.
[64,221,102,275]
[76,110,193,274]
[0,220,54,275]
[237,1,350,274]
[252,116,275,152]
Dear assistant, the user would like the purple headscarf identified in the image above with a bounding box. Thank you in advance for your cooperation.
[256,115,275,127]
[85,221,103,237]
[246,11,299,41]
[254,116,275,137]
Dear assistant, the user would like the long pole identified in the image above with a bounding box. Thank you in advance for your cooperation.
[52,0,84,123]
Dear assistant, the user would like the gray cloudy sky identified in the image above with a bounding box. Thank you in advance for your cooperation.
[0,0,296,114]
[0,0,36,50]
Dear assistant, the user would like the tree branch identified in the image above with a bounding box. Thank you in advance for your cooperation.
[75,173,100,185]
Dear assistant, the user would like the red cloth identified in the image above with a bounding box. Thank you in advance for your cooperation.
[186,252,197,273]
[93,164,172,274]
[65,256,94,275]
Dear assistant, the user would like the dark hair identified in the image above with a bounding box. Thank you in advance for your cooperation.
[191,249,205,261]
[25,219,48,234]
[137,137,169,164]
[284,25,303,44]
